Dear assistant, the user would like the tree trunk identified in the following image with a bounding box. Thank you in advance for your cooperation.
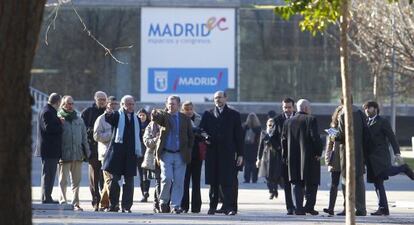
[339,0,356,225]
[0,1,46,224]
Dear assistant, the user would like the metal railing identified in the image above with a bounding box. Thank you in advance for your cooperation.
[30,87,48,114]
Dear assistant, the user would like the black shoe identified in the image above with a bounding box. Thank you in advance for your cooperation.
[323,208,334,216]
[207,209,215,215]
[171,207,183,214]
[215,208,226,214]
[94,206,99,212]
[107,207,119,212]
[287,208,294,215]
[355,210,367,216]
[269,193,275,200]
[336,210,345,216]
[371,208,389,216]
[295,210,306,215]
[305,209,319,215]
[99,207,108,212]
[274,190,278,198]
[226,210,237,216]
[160,204,170,213]
[122,209,132,213]
[42,199,59,204]
[403,164,414,180]
[140,197,148,202]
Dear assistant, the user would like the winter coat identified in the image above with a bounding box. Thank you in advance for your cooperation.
[81,103,105,160]
[35,104,63,159]
[61,115,90,162]
[142,121,160,171]
[324,138,341,172]
[93,114,112,161]
[199,105,243,186]
[281,112,323,185]
[365,115,400,182]
[257,130,283,181]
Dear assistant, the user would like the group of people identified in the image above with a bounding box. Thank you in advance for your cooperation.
[250,97,414,217]
[36,91,414,216]
[36,90,243,215]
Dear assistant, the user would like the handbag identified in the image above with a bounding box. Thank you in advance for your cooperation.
[141,148,156,171]
[198,142,207,161]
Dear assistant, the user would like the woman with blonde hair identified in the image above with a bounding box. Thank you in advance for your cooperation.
[242,112,262,183]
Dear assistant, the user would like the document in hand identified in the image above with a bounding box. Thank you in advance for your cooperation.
[324,127,339,137]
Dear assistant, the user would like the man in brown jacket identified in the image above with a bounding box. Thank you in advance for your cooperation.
[151,95,194,214]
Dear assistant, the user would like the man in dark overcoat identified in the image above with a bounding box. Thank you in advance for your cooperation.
[363,101,414,216]
[36,93,62,204]
[200,91,243,216]
[273,97,296,215]
[281,99,322,215]
[81,91,107,211]
[103,95,142,213]
[335,101,369,216]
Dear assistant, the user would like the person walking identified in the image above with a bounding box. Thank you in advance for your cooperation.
[200,91,243,216]
[281,99,323,216]
[242,113,261,184]
[137,108,151,202]
[36,93,62,204]
[58,95,90,211]
[81,91,107,211]
[180,101,203,213]
[323,105,343,216]
[256,118,283,200]
[103,95,142,213]
[151,95,194,214]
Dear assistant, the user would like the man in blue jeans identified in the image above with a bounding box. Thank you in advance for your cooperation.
[151,95,194,214]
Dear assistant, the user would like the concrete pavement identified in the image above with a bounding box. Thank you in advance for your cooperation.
[32,157,414,225]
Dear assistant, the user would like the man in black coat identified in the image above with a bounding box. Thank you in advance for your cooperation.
[200,91,243,216]
[81,91,107,211]
[281,99,322,215]
[273,97,296,215]
[363,101,414,216]
[36,93,62,204]
[103,95,142,213]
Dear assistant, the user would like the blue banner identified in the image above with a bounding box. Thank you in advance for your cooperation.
[148,68,228,93]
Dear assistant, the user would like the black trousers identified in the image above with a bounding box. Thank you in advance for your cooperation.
[89,157,104,207]
[153,165,161,208]
[137,157,151,198]
[244,160,258,183]
[282,163,295,211]
[41,158,59,202]
[181,158,202,212]
[209,183,237,212]
[266,178,279,194]
[292,181,318,212]
[109,175,134,210]
[373,165,406,209]
[327,171,341,210]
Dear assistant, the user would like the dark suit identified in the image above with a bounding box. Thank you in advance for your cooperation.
[366,115,402,210]
[36,104,63,202]
[281,112,322,212]
[273,113,295,212]
[200,105,243,212]
[81,104,105,208]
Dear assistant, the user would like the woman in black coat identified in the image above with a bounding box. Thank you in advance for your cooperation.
[242,113,262,183]
[256,118,283,199]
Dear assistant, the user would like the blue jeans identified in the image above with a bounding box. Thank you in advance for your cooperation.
[159,152,186,209]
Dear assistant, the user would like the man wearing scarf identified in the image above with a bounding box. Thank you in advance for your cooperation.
[58,95,90,211]
[103,95,142,213]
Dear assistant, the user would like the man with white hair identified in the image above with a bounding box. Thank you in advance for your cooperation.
[281,99,323,215]
[81,91,107,211]
[103,95,142,213]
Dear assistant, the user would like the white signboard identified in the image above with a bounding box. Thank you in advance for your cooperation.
[141,7,235,102]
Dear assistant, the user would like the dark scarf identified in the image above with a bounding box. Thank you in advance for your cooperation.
[58,108,78,122]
